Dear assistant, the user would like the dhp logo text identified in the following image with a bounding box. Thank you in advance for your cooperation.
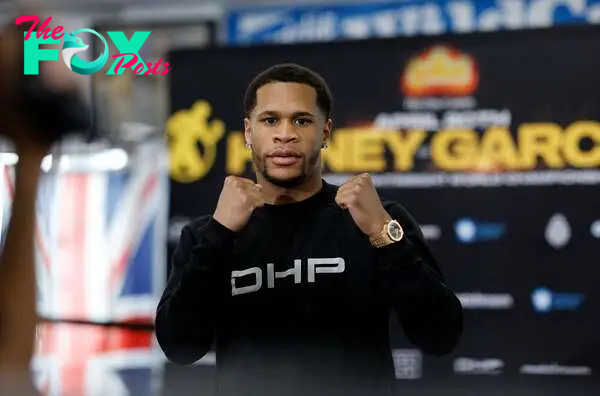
[16,15,172,76]
[232,257,346,296]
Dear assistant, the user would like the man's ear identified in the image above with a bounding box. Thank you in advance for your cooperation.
[244,117,251,146]
[322,118,333,146]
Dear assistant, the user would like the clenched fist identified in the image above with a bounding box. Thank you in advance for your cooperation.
[335,173,391,237]
[213,176,266,232]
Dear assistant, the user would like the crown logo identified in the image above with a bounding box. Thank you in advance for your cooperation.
[401,45,478,97]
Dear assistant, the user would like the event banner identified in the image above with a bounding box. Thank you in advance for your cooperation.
[225,0,600,45]
[166,25,599,395]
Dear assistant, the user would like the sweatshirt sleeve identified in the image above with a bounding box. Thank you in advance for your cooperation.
[155,216,237,365]
[376,202,463,356]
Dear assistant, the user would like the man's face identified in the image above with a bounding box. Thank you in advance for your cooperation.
[244,82,331,188]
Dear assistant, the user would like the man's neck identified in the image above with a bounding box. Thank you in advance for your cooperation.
[257,174,323,204]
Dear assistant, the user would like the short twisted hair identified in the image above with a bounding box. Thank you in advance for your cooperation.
[243,63,333,118]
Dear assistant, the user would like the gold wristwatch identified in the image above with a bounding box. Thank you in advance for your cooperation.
[369,219,404,247]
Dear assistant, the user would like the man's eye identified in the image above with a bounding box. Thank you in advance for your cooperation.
[295,119,312,126]
[262,117,277,125]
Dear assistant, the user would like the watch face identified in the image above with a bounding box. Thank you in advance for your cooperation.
[387,221,403,241]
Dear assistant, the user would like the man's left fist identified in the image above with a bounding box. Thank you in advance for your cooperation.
[335,173,392,237]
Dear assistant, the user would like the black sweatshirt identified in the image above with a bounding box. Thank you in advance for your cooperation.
[155,181,463,396]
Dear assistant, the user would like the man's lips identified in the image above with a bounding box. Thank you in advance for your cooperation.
[267,148,301,158]
[267,149,301,166]
[269,156,300,166]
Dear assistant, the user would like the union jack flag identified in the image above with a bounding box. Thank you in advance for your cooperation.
[0,143,169,395]
[32,323,165,396]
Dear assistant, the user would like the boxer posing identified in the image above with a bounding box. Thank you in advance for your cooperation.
[156,63,463,396]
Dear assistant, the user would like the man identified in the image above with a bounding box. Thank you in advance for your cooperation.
[0,21,89,394]
[156,63,463,396]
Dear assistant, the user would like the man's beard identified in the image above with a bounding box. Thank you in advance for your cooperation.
[253,149,320,188]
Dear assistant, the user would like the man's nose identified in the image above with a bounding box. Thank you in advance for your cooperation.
[273,120,298,144]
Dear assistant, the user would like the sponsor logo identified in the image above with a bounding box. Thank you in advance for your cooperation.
[454,218,505,243]
[392,349,422,380]
[401,45,478,97]
[545,213,571,249]
[167,100,226,182]
[457,292,513,310]
[531,287,585,313]
[590,220,600,238]
[520,364,592,376]
[454,358,503,375]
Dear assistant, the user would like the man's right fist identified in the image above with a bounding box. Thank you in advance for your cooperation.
[213,176,266,232]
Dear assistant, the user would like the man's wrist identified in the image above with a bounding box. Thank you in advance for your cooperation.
[369,218,404,248]
[366,212,393,239]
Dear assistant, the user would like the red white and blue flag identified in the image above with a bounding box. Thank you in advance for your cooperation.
[0,145,169,395]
